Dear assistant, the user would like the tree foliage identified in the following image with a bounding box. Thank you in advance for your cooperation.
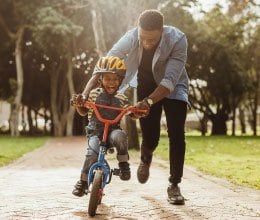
[0,0,259,136]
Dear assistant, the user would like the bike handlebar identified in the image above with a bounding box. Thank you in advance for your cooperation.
[79,101,147,125]
[73,101,147,143]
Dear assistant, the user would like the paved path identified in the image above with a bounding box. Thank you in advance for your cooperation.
[0,137,259,219]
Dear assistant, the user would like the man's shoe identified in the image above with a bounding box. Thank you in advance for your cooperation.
[72,180,88,197]
[119,162,131,181]
[167,184,185,205]
[137,161,150,184]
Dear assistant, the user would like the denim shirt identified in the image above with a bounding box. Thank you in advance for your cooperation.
[107,26,189,103]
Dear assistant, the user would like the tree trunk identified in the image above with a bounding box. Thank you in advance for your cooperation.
[50,58,72,136]
[238,107,246,134]
[50,63,66,136]
[27,106,34,135]
[252,101,257,136]
[125,116,140,150]
[44,108,48,135]
[10,104,19,136]
[34,109,38,130]
[252,81,259,136]
[21,105,26,133]
[231,107,236,136]
[66,51,75,136]
[91,1,107,56]
[210,112,228,135]
[200,114,208,136]
[123,89,140,150]
[10,26,25,136]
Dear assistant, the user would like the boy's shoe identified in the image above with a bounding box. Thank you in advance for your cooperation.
[137,161,150,184]
[119,162,131,181]
[72,180,88,197]
[167,184,185,205]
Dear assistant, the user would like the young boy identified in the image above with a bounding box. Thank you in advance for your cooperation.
[71,56,134,197]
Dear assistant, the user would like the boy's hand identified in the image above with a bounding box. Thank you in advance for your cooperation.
[70,94,86,107]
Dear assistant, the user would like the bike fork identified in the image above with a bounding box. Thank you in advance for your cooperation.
[88,145,110,189]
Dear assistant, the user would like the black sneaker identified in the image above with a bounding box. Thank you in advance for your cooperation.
[167,184,185,205]
[119,162,131,181]
[137,161,150,184]
[72,180,88,197]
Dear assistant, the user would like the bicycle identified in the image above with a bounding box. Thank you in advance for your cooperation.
[75,101,146,216]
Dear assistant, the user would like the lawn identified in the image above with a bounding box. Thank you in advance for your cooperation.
[0,135,48,166]
[1,134,259,189]
[154,135,260,189]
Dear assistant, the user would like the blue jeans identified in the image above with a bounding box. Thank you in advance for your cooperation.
[139,98,187,185]
[80,129,129,181]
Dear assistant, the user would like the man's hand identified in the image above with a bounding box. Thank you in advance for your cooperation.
[133,99,150,118]
[70,94,86,107]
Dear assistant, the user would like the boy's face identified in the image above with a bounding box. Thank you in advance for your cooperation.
[101,73,121,94]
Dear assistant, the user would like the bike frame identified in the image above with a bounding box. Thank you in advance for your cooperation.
[82,102,146,190]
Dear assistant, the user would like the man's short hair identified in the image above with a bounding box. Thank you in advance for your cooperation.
[138,9,164,31]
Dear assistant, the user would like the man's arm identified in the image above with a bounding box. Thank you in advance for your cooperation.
[135,85,170,113]
[82,74,100,97]
[107,29,135,58]
[148,85,170,103]
[158,34,187,95]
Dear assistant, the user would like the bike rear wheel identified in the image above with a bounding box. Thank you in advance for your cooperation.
[88,169,103,216]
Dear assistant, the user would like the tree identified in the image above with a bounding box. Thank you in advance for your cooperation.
[22,34,51,135]
[32,5,84,136]
[90,0,107,56]
[244,26,260,135]
[0,0,31,136]
[188,6,249,135]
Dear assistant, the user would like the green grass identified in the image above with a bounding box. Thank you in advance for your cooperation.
[154,135,260,189]
[0,135,48,166]
[1,134,259,189]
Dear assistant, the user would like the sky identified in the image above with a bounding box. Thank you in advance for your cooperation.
[190,0,228,19]
[199,0,227,10]
[197,0,260,20]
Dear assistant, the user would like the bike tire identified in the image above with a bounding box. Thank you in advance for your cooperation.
[88,169,103,216]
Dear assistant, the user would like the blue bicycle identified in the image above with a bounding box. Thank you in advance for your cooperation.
[81,101,146,216]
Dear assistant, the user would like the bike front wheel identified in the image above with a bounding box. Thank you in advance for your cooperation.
[88,169,103,216]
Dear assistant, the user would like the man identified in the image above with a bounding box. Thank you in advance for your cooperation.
[82,9,189,205]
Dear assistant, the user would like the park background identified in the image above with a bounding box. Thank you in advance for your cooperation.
[0,0,259,189]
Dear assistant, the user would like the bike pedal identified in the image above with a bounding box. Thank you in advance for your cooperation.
[112,168,120,176]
